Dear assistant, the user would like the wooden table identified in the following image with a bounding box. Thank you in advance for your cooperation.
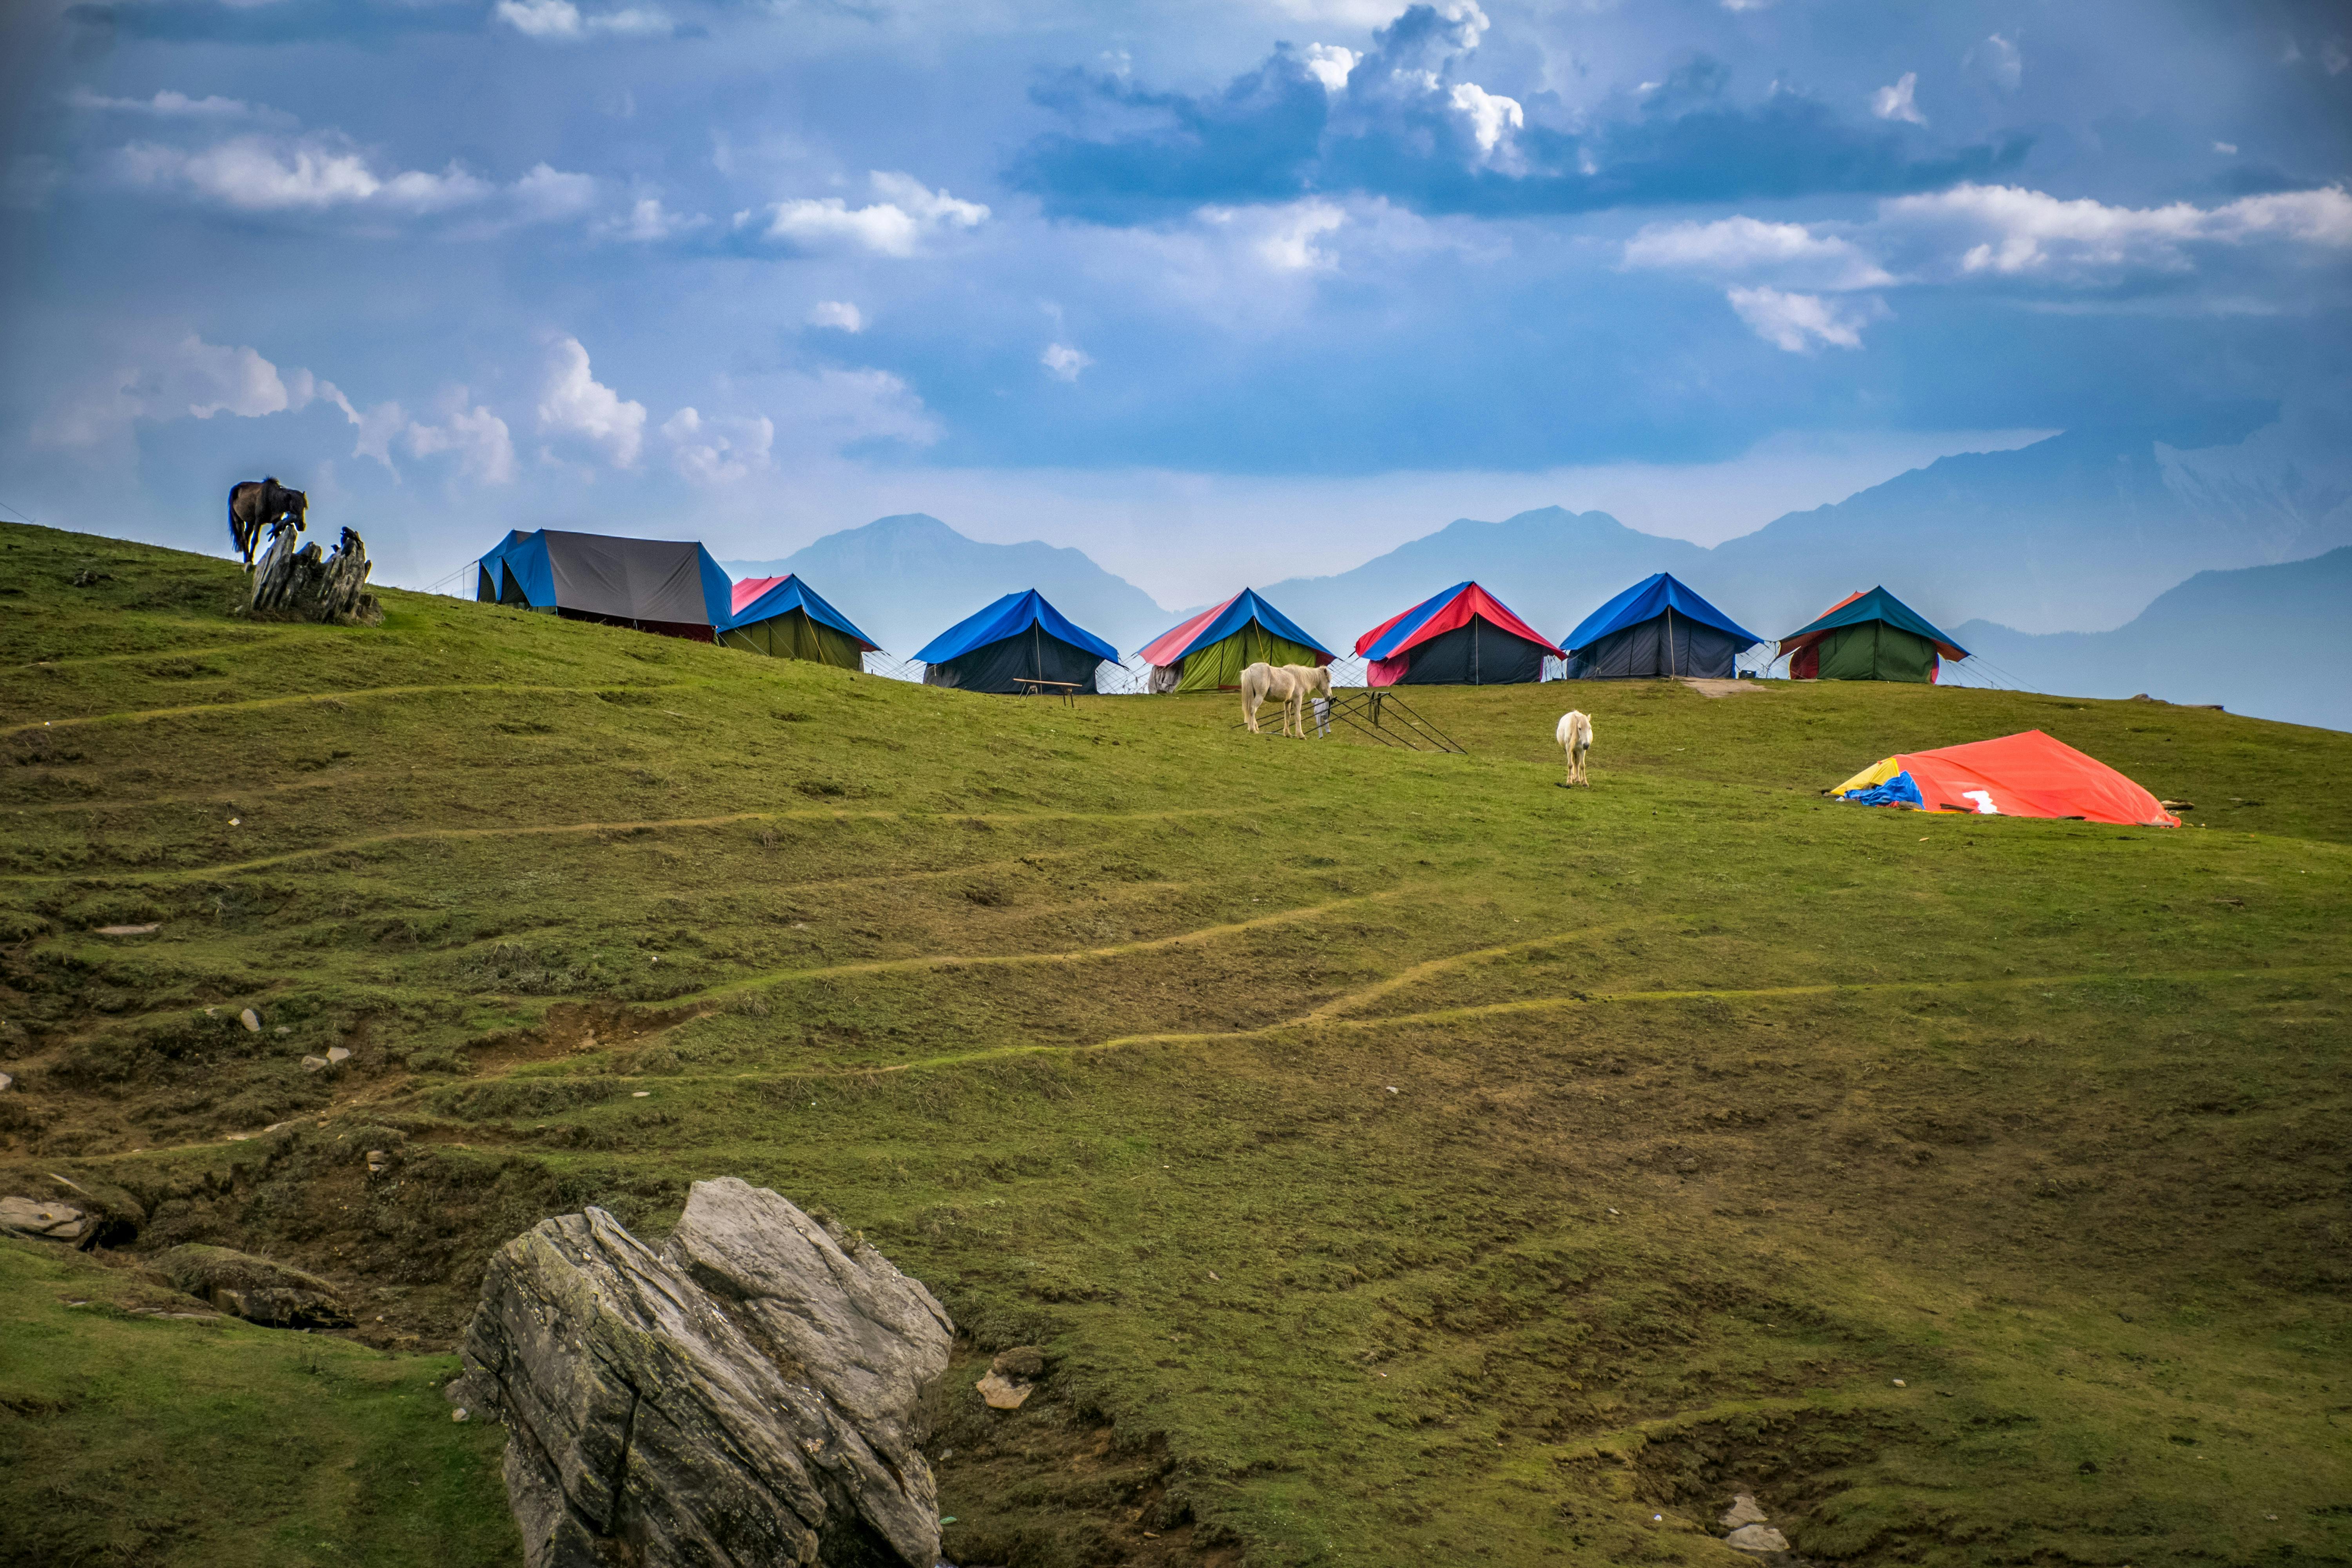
[1013,678,1084,707]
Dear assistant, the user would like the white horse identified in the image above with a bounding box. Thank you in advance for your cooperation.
[1556,710,1594,786]
[1240,662,1303,736]
[1279,664,1332,738]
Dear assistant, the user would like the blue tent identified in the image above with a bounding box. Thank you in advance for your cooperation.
[1562,572,1760,680]
[475,529,733,642]
[917,589,1120,694]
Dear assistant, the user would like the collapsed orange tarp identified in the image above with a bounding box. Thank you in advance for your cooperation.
[1835,729,2180,827]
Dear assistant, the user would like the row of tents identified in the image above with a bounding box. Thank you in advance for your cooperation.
[474,528,1973,694]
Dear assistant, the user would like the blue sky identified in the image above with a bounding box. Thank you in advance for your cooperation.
[1,0,2346,603]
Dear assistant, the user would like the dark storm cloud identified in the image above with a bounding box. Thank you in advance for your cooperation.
[1012,10,2030,224]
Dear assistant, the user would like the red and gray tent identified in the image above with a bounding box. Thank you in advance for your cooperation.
[475,529,733,642]
[1354,581,1563,686]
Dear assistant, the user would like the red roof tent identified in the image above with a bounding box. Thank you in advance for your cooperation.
[1850,730,2180,826]
[1354,582,1559,659]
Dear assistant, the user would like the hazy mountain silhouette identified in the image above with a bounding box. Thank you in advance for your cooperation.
[724,513,1171,657]
[1953,546,2352,733]
[1250,417,2352,649]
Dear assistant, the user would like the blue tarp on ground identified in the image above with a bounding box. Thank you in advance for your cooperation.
[1843,771,1925,809]
[1563,572,1760,652]
[718,574,879,647]
[916,589,1120,664]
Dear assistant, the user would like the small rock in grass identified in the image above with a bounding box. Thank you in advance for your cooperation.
[1892,1378,1907,1387]
[1720,1494,1769,1528]
[96,923,161,936]
[1726,1524,1790,1553]
[276,1026,291,1036]
[978,1345,1047,1410]
[325,1046,351,1063]
[365,1150,390,1175]
[150,1243,351,1328]
[239,1008,261,1033]
[0,1196,89,1242]
[301,1055,330,1072]
[0,1073,12,1093]
[632,1090,651,1098]
[452,1406,469,1422]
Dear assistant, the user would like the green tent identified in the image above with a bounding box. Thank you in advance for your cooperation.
[1780,586,1969,684]
[717,575,880,670]
[1138,589,1335,693]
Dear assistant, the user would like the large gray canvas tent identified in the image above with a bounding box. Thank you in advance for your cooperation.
[476,529,733,642]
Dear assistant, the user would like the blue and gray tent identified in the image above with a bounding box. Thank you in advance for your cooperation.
[1562,572,1760,679]
[916,590,1120,694]
[475,529,733,643]
[719,574,879,669]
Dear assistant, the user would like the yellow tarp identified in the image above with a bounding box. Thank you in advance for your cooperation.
[1829,755,1904,797]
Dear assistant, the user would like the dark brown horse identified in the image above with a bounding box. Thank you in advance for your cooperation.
[227,477,307,566]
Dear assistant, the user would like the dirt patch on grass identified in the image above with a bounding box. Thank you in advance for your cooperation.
[1681,678,1775,699]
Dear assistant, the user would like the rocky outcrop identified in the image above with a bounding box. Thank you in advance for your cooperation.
[249,525,382,625]
[450,1177,953,1568]
[150,1243,352,1327]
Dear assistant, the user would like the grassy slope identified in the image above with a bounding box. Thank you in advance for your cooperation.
[0,520,2347,1568]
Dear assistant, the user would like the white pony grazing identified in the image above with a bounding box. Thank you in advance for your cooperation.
[1240,662,1301,735]
[1278,663,1332,738]
[1556,710,1594,786]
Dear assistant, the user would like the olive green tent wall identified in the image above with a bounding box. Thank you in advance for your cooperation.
[1174,627,1324,692]
[719,608,867,669]
[1817,621,1937,682]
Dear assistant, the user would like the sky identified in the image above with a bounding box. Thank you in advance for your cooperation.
[0,0,2347,606]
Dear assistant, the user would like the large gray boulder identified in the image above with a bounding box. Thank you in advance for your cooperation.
[451,1177,953,1568]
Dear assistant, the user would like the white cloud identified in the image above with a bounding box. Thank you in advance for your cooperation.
[1434,0,1489,53]
[1976,33,2023,91]
[31,334,355,449]
[1302,44,1359,93]
[595,195,706,241]
[115,134,489,213]
[807,300,865,332]
[511,162,598,221]
[662,407,775,484]
[404,392,517,484]
[2214,141,2238,156]
[1726,287,1884,352]
[2324,38,2349,75]
[536,337,646,468]
[751,171,988,258]
[1448,82,1523,154]
[1721,0,1772,10]
[492,0,674,40]
[1870,72,1926,125]
[1041,343,1093,382]
[1201,200,1348,272]
[1622,215,1895,290]
[1884,181,2352,278]
[67,88,291,125]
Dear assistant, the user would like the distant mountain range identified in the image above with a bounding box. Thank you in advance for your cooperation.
[1252,420,2352,645]
[1954,546,2352,733]
[723,512,1170,657]
[719,417,2352,729]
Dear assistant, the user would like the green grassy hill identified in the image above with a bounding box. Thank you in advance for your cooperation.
[2,520,2347,1568]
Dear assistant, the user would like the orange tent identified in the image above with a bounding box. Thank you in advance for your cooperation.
[1829,730,2179,826]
